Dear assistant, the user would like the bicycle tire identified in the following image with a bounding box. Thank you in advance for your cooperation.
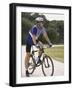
[28,57,36,74]
[42,55,54,76]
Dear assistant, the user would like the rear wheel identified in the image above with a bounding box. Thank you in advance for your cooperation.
[28,57,35,74]
[42,55,54,76]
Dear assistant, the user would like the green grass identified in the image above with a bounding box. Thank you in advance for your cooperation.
[45,45,64,63]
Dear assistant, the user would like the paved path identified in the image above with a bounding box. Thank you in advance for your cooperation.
[21,46,64,77]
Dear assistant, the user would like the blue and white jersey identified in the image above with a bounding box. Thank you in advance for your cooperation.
[26,25,46,45]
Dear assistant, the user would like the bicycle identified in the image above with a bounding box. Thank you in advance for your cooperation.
[28,41,54,76]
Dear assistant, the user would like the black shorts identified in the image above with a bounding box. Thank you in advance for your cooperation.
[26,43,31,52]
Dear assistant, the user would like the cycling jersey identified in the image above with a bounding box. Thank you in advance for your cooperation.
[26,25,46,45]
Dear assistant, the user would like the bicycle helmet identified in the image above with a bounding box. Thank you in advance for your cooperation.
[35,17,44,22]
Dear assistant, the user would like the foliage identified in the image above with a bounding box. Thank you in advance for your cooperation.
[45,45,64,63]
[21,13,64,45]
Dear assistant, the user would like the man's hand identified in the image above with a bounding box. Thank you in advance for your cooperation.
[35,44,40,48]
[49,43,52,47]
[36,41,44,49]
[48,42,52,48]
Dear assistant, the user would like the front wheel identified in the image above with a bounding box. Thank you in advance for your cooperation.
[42,55,54,76]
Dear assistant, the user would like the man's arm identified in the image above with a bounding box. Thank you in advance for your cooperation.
[32,35,37,45]
[30,27,37,45]
[43,31,52,47]
[43,31,51,43]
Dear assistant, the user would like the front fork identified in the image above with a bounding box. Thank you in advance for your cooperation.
[43,55,50,68]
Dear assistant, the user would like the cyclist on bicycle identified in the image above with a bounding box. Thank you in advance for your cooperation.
[25,16,52,77]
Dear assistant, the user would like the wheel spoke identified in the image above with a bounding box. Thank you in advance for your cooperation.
[42,55,54,76]
[28,57,35,74]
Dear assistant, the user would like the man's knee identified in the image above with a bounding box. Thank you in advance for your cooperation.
[26,52,30,58]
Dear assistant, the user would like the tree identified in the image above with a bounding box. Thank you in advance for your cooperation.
[21,12,64,45]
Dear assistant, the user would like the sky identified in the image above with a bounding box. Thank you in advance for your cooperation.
[30,13,64,21]
[43,13,64,21]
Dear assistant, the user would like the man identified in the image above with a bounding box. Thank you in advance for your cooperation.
[25,17,52,77]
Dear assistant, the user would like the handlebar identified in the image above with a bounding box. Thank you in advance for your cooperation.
[32,45,51,53]
[32,41,53,53]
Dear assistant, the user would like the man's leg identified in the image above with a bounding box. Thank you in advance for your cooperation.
[24,44,31,77]
[25,52,30,77]
[37,50,42,64]
[37,41,43,64]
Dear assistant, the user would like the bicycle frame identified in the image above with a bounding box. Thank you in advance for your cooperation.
[31,45,46,66]
[28,45,54,76]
